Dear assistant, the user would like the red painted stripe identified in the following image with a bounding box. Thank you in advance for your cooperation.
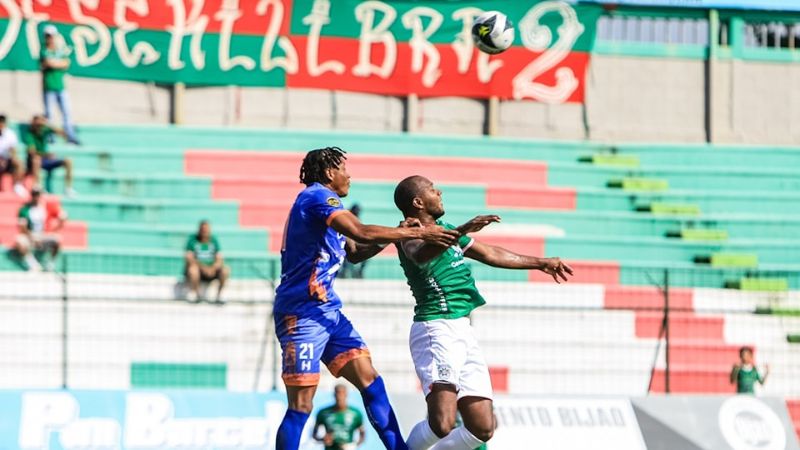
[474,234,545,257]
[604,285,694,310]
[529,260,620,285]
[186,150,548,187]
[0,220,88,249]
[650,368,736,394]
[634,311,724,340]
[487,185,576,210]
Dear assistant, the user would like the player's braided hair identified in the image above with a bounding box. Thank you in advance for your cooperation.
[299,146,347,186]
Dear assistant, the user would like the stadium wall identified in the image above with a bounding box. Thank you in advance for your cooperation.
[3,54,798,144]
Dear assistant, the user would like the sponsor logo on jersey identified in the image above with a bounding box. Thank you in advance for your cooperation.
[327,197,341,207]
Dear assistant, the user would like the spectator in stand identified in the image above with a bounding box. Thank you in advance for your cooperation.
[185,220,229,304]
[0,114,28,197]
[14,186,65,272]
[340,204,367,279]
[731,346,770,394]
[23,115,76,196]
[313,384,366,450]
[41,24,80,145]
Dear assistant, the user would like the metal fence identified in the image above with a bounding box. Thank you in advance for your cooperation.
[0,256,798,398]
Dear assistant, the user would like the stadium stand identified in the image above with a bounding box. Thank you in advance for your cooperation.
[0,125,798,408]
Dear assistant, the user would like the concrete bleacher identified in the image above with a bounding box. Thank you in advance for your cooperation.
[1,124,799,404]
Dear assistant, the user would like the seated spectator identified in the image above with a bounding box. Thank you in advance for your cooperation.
[14,186,65,272]
[185,220,229,304]
[731,346,770,394]
[23,115,76,197]
[0,114,28,197]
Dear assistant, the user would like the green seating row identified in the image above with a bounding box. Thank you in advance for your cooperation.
[51,171,212,199]
[87,223,269,252]
[70,125,800,171]
[353,202,800,241]
[39,168,800,219]
[62,196,241,226]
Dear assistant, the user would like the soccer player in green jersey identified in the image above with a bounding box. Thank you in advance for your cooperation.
[393,176,573,450]
[314,384,367,450]
[730,346,769,394]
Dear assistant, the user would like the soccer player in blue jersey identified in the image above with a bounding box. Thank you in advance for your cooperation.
[274,147,460,450]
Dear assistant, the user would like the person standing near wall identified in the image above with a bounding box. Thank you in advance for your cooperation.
[731,346,770,394]
[40,25,80,145]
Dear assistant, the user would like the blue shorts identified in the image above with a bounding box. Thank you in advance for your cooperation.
[41,158,65,171]
[275,309,370,386]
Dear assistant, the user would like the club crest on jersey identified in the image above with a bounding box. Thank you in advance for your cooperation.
[437,363,453,380]
[327,197,341,207]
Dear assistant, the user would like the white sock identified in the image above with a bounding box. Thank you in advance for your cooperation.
[429,426,484,450]
[407,420,440,450]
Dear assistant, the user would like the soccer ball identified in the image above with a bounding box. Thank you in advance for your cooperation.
[471,11,515,55]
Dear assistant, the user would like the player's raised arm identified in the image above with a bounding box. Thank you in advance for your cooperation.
[464,240,573,283]
[330,210,459,248]
[402,214,502,265]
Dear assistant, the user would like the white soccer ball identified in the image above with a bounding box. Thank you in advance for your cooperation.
[471,11,515,55]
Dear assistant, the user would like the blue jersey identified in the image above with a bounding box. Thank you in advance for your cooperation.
[275,183,348,314]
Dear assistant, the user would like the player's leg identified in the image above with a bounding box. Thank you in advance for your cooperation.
[184,261,201,300]
[215,265,230,301]
[429,320,494,450]
[407,383,458,450]
[63,158,73,191]
[275,312,327,450]
[324,310,408,450]
[10,157,27,196]
[28,153,41,186]
[406,319,469,450]
[277,384,317,450]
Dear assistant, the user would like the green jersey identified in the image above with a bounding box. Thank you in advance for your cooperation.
[18,203,46,233]
[41,47,68,91]
[736,365,763,393]
[315,406,363,450]
[186,235,220,265]
[398,220,486,322]
[22,126,54,155]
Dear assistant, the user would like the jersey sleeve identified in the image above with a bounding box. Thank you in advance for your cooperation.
[212,236,221,252]
[444,222,474,251]
[354,409,364,428]
[185,236,195,252]
[307,189,346,225]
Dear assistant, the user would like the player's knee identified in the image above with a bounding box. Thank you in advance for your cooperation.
[428,417,454,438]
[467,422,494,442]
[186,265,199,279]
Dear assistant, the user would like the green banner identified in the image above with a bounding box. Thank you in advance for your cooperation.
[0,1,601,102]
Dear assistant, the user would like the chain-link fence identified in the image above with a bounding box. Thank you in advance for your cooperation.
[1,257,798,398]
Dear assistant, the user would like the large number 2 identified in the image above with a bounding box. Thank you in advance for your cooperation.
[299,343,315,360]
[513,2,584,104]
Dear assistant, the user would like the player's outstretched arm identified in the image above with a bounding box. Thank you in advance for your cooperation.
[330,211,459,247]
[465,240,573,283]
[345,238,387,264]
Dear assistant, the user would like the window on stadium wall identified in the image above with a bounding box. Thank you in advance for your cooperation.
[741,21,800,49]
[597,14,709,45]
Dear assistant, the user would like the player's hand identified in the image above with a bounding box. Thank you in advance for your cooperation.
[457,215,501,235]
[323,433,334,446]
[418,225,460,247]
[399,217,422,228]
[541,257,573,283]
